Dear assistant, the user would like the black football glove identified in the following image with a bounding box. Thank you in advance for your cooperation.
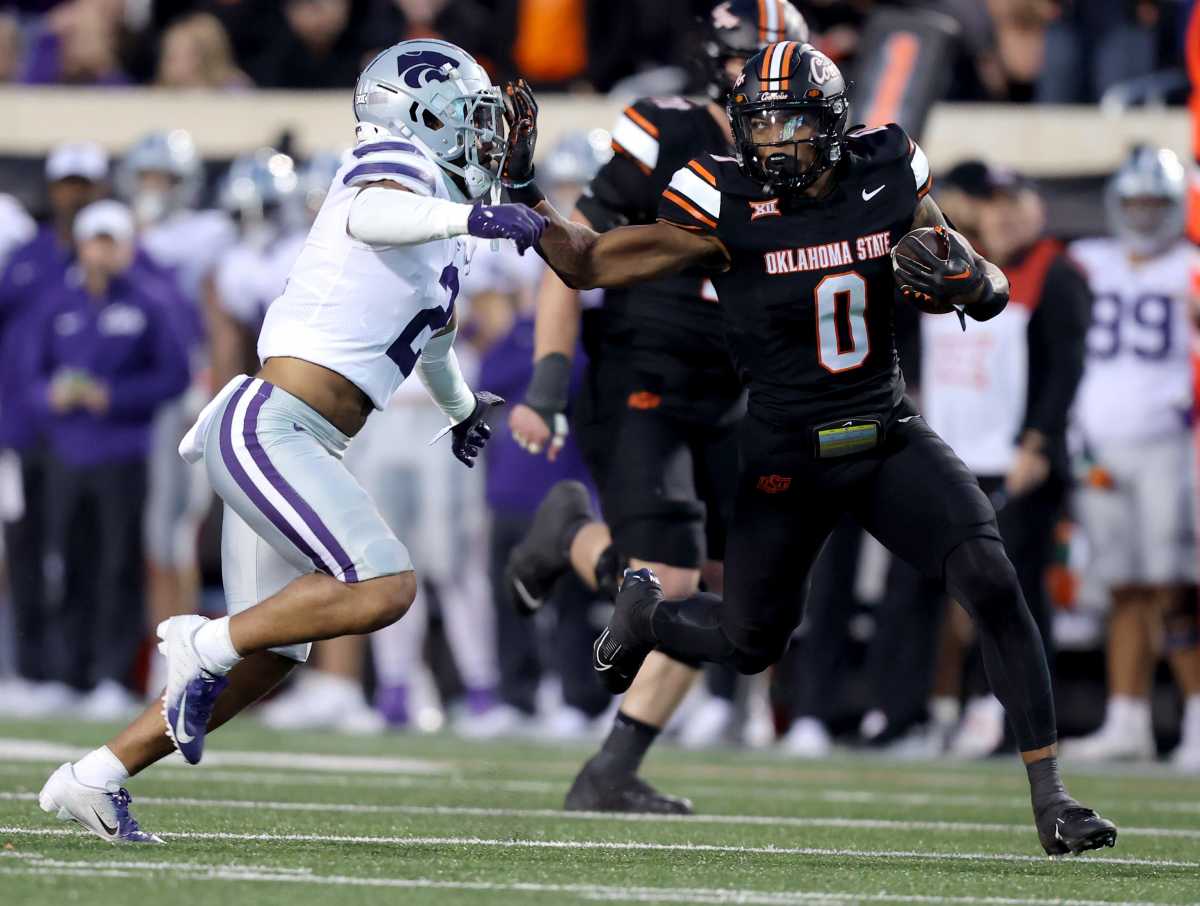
[500,78,538,187]
[451,391,505,468]
[893,226,988,307]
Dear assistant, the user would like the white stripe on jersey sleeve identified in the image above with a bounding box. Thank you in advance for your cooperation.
[910,142,931,192]
[611,115,659,170]
[668,167,721,220]
[344,144,441,196]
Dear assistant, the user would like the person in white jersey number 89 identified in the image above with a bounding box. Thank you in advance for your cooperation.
[36,39,549,844]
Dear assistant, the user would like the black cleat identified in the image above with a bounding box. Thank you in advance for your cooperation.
[1034,796,1118,856]
[507,480,594,615]
[565,759,693,815]
[592,568,660,695]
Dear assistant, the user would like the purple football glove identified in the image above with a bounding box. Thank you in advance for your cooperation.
[468,203,548,255]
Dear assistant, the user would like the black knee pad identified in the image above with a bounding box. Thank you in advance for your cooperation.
[595,544,628,601]
[725,628,790,676]
[945,537,1022,617]
[1164,587,1200,651]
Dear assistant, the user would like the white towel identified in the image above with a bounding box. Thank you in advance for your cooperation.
[178,375,247,464]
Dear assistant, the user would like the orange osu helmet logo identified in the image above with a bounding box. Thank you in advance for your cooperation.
[756,474,792,493]
[749,198,781,220]
[627,391,662,410]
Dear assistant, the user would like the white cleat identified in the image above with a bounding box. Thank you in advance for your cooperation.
[1061,724,1156,763]
[77,679,140,722]
[782,717,833,758]
[949,695,1006,760]
[38,763,162,844]
[158,615,229,765]
[1169,742,1200,772]
[678,696,736,750]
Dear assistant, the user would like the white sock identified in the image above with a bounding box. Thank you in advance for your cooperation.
[1110,694,1151,734]
[73,746,129,789]
[1181,695,1200,746]
[930,696,961,728]
[192,617,242,675]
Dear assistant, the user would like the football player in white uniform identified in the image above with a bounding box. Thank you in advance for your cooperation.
[208,148,308,388]
[117,131,238,697]
[38,39,546,843]
[1063,147,1200,768]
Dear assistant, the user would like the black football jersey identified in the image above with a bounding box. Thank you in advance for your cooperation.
[576,97,743,422]
[657,123,933,429]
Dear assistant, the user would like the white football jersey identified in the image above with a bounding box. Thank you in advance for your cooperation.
[921,299,1032,477]
[1070,238,1196,446]
[257,137,465,410]
[141,209,236,303]
[216,230,307,329]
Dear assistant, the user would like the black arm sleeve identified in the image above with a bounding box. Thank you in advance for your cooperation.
[1023,254,1092,438]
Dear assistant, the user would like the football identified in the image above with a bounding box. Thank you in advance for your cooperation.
[891,226,959,313]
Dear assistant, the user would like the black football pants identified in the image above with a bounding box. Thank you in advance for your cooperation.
[646,406,1059,752]
[43,455,147,690]
[2,451,49,681]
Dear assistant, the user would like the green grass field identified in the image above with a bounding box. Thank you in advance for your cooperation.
[1,716,1198,905]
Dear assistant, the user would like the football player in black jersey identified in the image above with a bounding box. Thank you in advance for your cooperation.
[501,43,1118,855]
[506,0,808,815]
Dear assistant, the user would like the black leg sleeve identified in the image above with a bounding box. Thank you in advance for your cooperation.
[943,537,1057,751]
[650,592,741,669]
[489,514,540,714]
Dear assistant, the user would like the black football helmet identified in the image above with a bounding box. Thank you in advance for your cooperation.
[729,43,849,193]
[703,0,809,102]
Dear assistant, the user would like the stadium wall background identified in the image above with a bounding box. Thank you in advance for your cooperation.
[0,89,1191,236]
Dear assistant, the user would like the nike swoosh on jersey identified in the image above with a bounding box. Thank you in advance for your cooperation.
[174,689,195,744]
[898,415,921,423]
[862,185,885,201]
[92,807,118,836]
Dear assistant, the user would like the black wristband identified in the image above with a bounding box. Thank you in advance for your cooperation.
[525,352,571,415]
[503,168,546,208]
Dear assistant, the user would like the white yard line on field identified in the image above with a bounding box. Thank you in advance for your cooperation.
[0,791,1191,840]
[0,853,1187,905]
[0,738,445,775]
[0,825,1191,869]
[3,769,1199,820]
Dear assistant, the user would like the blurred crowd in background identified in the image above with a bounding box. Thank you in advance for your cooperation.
[1,0,1199,773]
[0,0,1194,102]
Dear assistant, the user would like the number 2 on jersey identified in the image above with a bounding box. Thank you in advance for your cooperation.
[815,271,870,372]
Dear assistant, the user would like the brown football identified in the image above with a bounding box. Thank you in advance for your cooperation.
[891,227,958,314]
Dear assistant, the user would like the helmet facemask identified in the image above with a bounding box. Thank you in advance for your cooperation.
[420,87,507,200]
[732,100,846,193]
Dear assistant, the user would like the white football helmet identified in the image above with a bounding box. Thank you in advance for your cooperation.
[353,39,505,202]
[116,130,202,225]
[1106,145,1187,257]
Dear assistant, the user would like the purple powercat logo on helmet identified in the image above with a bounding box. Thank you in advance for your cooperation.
[396,50,459,88]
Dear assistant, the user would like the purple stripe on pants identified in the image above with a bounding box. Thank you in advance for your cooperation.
[218,378,330,576]
[243,383,361,583]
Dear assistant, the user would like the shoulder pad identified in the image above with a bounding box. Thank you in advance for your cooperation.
[344,139,440,196]
[611,97,709,173]
[847,123,930,197]
[845,123,911,163]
